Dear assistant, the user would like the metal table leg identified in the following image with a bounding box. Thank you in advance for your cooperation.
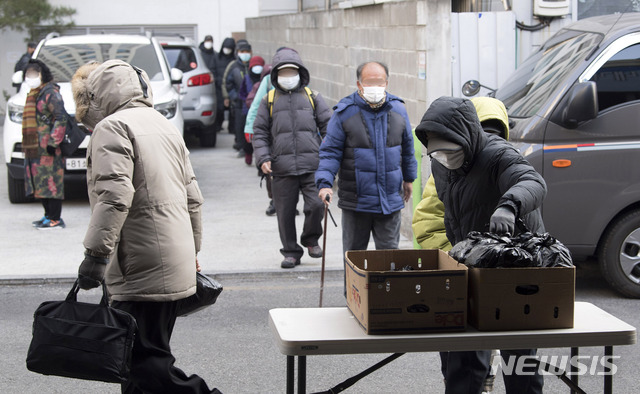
[604,346,613,394]
[287,356,294,394]
[570,347,579,394]
[298,356,307,394]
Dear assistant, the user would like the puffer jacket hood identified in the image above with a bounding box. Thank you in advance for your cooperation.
[218,37,236,59]
[415,96,487,173]
[270,48,310,93]
[72,59,153,130]
[471,96,510,140]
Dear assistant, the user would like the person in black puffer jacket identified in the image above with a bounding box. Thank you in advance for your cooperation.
[252,48,332,269]
[415,96,546,394]
[212,37,235,132]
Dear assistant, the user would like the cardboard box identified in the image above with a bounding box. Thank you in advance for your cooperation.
[345,249,468,335]
[468,266,575,331]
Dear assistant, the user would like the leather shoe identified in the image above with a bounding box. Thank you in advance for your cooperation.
[281,257,299,269]
[307,245,323,258]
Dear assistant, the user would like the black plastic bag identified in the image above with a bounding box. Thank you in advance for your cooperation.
[176,272,223,316]
[449,231,573,268]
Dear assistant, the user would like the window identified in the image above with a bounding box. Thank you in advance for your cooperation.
[163,47,197,73]
[590,43,640,112]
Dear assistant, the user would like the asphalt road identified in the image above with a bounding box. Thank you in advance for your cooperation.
[2,264,638,394]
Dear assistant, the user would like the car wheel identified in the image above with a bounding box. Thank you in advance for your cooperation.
[598,210,640,298]
[199,125,217,148]
[7,168,32,203]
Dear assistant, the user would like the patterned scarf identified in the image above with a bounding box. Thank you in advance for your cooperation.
[22,87,41,159]
[358,89,386,111]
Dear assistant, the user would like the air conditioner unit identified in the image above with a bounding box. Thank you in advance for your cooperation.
[533,0,570,17]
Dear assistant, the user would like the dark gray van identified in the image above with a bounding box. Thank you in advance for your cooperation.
[465,13,640,297]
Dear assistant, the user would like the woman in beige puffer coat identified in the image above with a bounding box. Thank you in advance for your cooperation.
[72,59,220,394]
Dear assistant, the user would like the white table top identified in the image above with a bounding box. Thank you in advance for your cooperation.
[269,302,636,356]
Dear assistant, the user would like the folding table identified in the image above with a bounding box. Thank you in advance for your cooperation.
[269,302,636,394]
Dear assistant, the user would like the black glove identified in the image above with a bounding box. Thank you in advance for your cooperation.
[490,206,516,235]
[78,253,109,290]
[46,145,56,156]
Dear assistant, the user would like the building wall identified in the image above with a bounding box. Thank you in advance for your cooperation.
[0,0,260,115]
[246,0,452,241]
[247,0,451,125]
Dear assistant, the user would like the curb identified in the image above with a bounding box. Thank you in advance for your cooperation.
[0,267,345,286]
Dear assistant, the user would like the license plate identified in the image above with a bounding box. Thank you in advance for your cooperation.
[65,158,87,171]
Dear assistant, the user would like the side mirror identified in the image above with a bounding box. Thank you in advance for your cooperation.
[170,68,183,85]
[462,80,481,96]
[12,71,24,85]
[562,81,598,129]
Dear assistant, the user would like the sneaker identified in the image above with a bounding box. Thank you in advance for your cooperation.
[265,200,276,216]
[307,245,323,258]
[236,149,245,158]
[281,257,299,269]
[36,218,65,230]
[32,216,47,227]
[245,153,252,166]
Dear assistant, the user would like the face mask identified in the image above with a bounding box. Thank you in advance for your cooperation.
[25,77,42,90]
[204,41,213,50]
[223,47,232,55]
[238,52,251,62]
[278,75,300,91]
[430,149,465,170]
[251,65,263,75]
[361,86,386,103]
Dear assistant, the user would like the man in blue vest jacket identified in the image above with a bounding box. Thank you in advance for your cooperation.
[316,61,417,289]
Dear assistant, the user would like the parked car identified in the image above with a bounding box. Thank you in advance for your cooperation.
[4,33,184,204]
[463,13,640,298]
[157,35,217,147]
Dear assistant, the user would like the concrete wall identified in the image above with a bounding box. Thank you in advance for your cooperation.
[246,0,451,241]
[247,0,451,125]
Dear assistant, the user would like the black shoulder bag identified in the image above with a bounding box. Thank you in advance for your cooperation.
[26,280,137,383]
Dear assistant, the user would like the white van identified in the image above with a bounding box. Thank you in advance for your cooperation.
[4,33,184,203]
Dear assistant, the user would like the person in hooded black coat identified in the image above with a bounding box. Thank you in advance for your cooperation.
[198,35,216,73]
[213,37,236,132]
[415,96,546,394]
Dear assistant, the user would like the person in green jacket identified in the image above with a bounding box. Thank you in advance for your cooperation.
[412,96,509,250]
[412,96,509,393]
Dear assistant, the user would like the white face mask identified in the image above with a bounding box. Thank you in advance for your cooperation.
[361,86,386,104]
[238,52,251,62]
[222,47,232,55]
[25,77,42,90]
[430,149,465,170]
[251,65,263,75]
[279,75,300,91]
[203,41,213,50]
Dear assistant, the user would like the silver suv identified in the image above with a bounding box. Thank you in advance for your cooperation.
[157,35,217,147]
[4,33,184,203]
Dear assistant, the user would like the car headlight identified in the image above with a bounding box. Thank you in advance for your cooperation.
[155,99,178,119]
[8,102,24,124]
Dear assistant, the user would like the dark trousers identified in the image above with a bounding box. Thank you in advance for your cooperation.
[232,103,246,147]
[271,173,323,260]
[341,209,401,295]
[442,349,544,394]
[41,198,62,220]
[111,300,213,394]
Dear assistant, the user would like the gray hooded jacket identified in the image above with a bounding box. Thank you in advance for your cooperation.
[72,60,204,302]
[252,48,332,176]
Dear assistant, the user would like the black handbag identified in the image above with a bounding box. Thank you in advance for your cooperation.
[60,115,86,157]
[176,272,223,316]
[26,280,137,383]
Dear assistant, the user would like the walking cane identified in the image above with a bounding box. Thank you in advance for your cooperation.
[319,194,337,307]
